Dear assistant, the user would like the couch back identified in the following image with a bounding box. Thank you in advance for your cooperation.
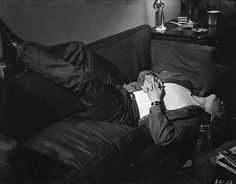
[88,24,151,83]
[1,25,152,141]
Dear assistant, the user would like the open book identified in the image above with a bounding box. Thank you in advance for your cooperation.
[217,146,236,174]
[133,90,151,119]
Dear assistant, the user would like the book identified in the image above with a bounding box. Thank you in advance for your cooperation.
[220,149,236,168]
[133,90,151,119]
[177,16,188,24]
[217,146,236,174]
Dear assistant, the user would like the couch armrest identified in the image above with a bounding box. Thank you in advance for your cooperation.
[0,134,18,182]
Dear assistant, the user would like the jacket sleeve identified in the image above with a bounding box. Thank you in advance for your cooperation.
[148,105,181,145]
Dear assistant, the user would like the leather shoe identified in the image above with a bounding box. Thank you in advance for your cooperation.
[0,19,23,49]
[0,20,25,78]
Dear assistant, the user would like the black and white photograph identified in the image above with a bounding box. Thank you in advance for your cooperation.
[0,0,236,183]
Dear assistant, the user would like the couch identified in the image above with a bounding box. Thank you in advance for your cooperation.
[0,24,232,183]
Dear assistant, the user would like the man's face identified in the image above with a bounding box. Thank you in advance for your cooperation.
[204,94,224,119]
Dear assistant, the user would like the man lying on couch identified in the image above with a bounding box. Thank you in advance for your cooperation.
[0,19,224,147]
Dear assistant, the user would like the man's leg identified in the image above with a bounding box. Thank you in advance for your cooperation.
[32,41,119,88]
[17,43,133,123]
[0,19,135,124]
[0,19,118,88]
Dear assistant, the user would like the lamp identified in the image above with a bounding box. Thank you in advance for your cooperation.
[153,0,166,32]
[187,0,194,25]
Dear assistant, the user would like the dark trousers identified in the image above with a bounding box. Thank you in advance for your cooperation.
[17,41,138,125]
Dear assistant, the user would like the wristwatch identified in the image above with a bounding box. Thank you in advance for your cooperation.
[151,101,161,106]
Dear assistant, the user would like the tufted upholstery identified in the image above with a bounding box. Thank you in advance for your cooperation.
[25,115,152,180]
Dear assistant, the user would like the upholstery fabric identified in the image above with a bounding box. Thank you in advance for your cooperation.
[20,25,153,180]
[0,79,6,133]
[2,24,229,182]
[25,114,153,180]
[0,134,18,159]
[3,25,152,142]
[151,40,228,93]
[88,24,152,84]
[3,76,64,141]
[0,134,18,182]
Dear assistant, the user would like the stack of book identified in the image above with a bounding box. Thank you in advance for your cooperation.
[217,146,236,174]
[177,16,188,24]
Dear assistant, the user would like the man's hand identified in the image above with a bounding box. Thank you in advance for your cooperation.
[141,75,164,102]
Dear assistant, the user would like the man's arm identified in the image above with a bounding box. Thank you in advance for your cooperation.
[148,104,181,145]
[142,74,181,145]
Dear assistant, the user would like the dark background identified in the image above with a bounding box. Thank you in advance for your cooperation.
[0,0,180,45]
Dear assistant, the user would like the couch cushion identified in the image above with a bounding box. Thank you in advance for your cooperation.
[24,114,153,180]
[2,74,84,141]
[0,79,6,133]
[151,40,228,94]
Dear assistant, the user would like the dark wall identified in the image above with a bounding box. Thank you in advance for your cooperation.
[0,0,180,45]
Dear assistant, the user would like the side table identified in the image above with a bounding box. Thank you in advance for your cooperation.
[152,21,223,47]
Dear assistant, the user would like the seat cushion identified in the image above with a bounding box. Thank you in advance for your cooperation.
[24,114,153,180]
[2,74,81,141]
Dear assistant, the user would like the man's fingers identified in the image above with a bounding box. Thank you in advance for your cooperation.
[147,82,153,91]
[157,79,164,88]
[143,75,164,92]
[142,80,151,92]
[143,79,154,92]
[150,76,155,86]
[154,81,159,88]
[141,86,147,93]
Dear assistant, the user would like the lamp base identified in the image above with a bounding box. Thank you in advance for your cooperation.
[155,25,167,33]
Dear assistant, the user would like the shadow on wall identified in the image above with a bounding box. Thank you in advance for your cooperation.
[0,0,179,45]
